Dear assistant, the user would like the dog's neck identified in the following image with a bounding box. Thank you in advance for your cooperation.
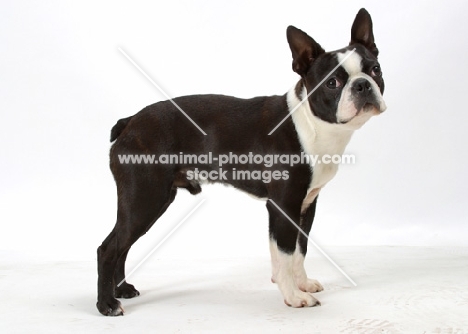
[288,81,355,160]
[288,81,355,194]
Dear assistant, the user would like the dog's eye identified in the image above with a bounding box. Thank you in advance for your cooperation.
[371,65,382,77]
[326,78,341,89]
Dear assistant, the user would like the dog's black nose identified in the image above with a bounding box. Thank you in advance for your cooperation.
[353,79,372,95]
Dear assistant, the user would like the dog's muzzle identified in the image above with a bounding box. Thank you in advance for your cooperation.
[352,78,386,113]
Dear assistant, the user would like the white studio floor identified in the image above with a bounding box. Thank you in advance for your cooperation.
[1,247,468,333]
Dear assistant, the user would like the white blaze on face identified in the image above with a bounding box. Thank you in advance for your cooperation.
[338,50,363,76]
[336,50,387,125]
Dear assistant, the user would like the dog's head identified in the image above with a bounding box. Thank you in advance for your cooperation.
[287,8,386,129]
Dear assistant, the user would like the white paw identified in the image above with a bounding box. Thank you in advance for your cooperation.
[283,290,321,308]
[297,278,324,293]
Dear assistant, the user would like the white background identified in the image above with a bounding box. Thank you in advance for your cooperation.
[1,0,468,263]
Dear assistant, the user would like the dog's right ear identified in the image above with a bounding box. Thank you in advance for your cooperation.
[287,26,325,77]
[350,8,378,57]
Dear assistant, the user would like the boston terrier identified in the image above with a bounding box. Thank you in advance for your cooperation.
[97,8,386,316]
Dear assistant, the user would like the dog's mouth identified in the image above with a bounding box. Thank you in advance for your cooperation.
[363,102,379,112]
[339,101,385,124]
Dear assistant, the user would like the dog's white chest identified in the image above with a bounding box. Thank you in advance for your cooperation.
[287,87,354,210]
[309,160,338,189]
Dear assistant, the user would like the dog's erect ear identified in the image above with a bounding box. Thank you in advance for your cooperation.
[287,26,325,77]
[350,8,378,57]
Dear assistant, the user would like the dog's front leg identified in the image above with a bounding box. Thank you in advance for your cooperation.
[293,195,324,293]
[267,199,320,307]
[293,246,324,293]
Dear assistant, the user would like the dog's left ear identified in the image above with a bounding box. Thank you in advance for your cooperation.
[350,8,378,58]
[287,26,325,77]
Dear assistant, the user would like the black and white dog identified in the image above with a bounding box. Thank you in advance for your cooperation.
[97,8,386,316]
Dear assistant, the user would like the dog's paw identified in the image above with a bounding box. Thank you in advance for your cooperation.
[96,297,125,316]
[283,290,321,308]
[297,278,324,293]
[115,282,140,299]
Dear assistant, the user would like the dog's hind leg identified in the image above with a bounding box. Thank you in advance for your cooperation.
[113,249,138,299]
[113,187,177,299]
[96,174,176,316]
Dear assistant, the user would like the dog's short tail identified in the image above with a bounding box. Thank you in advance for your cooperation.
[110,116,133,142]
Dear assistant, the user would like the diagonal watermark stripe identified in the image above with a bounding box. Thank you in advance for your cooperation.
[268,48,356,135]
[117,199,206,287]
[268,199,357,287]
[118,47,207,136]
